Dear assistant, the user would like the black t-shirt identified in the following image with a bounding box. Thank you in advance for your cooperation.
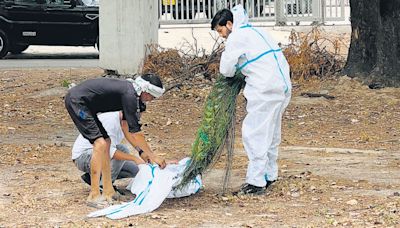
[69,77,142,133]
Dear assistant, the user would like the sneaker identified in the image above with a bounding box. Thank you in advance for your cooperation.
[114,186,126,196]
[233,183,266,196]
[81,173,91,186]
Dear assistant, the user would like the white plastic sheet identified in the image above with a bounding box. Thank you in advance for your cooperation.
[167,157,202,198]
[88,158,202,219]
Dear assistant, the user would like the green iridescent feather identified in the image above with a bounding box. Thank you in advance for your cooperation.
[178,72,245,189]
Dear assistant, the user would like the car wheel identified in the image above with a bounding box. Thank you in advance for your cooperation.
[10,44,29,54]
[0,29,10,58]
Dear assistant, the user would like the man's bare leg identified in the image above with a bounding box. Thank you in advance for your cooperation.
[101,138,115,202]
[87,137,107,202]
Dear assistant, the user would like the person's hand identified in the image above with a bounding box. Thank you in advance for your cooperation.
[152,156,167,169]
[141,153,166,169]
[134,157,146,165]
[140,152,151,163]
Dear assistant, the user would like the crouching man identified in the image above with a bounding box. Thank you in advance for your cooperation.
[72,111,145,202]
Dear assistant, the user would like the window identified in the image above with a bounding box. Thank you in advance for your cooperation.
[44,0,85,6]
[14,0,38,4]
[82,0,98,6]
[45,0,64,4]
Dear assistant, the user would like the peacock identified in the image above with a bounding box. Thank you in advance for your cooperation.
[178,71,245,192]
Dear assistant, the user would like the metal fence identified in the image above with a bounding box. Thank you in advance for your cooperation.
[323,0,346,21]
[158,0,347,25]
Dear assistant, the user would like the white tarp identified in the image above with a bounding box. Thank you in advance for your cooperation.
[167,157,202,198]
[88,158,202,219]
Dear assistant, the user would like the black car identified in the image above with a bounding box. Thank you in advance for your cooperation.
[0,0,99,58]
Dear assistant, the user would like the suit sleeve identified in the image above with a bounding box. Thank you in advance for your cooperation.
[220,33,246,77]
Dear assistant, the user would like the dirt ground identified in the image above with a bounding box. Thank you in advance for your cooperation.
[0,68,399,227]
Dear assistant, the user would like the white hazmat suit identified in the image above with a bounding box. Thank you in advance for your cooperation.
[220,5,292,187]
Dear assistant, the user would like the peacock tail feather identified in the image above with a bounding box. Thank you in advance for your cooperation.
[178,72,245,189]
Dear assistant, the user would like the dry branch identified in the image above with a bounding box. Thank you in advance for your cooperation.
[142,26,346,90]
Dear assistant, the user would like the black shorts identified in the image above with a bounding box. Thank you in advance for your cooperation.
[65,92,109,144]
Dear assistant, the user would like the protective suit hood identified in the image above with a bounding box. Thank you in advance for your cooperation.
[232,4,249,32]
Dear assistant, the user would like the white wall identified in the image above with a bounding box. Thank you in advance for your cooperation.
[99,0,158,75]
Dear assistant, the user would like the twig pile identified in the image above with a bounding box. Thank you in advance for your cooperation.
[142,27,346,89]
[142,35,223,91]
[283,27,347,81]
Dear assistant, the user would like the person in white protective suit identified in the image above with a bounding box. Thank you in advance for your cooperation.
[211,5,292,195]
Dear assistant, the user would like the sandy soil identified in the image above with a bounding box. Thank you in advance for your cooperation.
[0,68,399,227]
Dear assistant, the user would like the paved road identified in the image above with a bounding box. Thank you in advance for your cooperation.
[0,59,99,69]
[0,46,99,69]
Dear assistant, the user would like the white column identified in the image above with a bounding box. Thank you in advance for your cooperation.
[99,0,158,75]
[312,0,323,24]
[275,0,286,26]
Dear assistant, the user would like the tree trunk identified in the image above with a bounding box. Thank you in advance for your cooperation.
[344,0,400,87]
